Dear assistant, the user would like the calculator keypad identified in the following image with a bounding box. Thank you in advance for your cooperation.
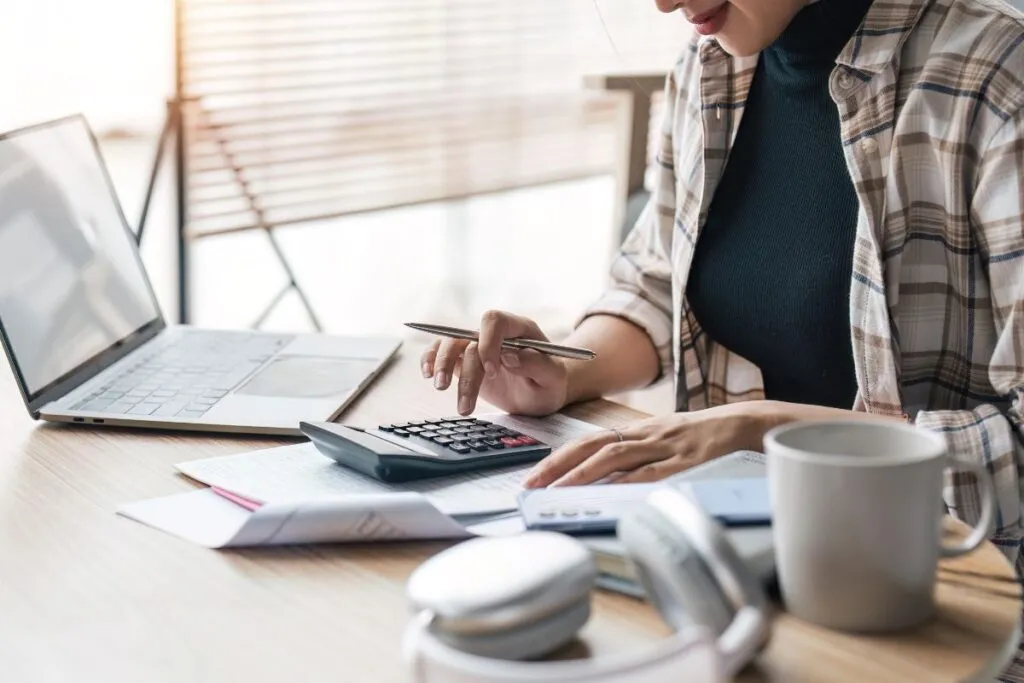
[376,417,546,459]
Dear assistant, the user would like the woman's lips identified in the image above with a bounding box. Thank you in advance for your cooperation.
[689,4,729,36]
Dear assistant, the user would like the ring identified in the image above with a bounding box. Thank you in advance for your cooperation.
[610,427,624,443]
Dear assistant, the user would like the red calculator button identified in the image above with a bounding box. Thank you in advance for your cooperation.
[517,436,538,445]
[500,436,522,447]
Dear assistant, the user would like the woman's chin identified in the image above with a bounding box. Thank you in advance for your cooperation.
[711,33,769,58]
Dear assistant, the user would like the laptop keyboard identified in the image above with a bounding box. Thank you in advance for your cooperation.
[71,330,293,419]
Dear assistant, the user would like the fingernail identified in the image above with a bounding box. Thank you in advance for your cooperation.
[422,363,432,379]
[484,361,497,379]
[434,372,448,390]
[458,396,471,415]
[500,352,520,368]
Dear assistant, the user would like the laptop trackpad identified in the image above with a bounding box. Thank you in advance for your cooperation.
[237,356,380,399]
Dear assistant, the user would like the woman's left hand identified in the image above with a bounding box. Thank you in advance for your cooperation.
[523,400,865,488]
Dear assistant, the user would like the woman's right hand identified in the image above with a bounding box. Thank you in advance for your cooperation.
[420,311,570,417]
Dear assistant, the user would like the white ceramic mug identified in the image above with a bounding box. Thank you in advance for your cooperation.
[764,420,996,633]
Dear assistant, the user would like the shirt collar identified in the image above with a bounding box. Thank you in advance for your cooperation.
[697,0,933,73]
[836,0,933,73]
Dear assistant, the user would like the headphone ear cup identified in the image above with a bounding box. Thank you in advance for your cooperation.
[431,598,590,661]
[617,500,735,636]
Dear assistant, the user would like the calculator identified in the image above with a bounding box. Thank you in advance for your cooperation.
[518,478,772,534]
[518,484,661,534]
[299,417,551,483]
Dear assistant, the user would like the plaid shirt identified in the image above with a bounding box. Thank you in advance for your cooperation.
[587,0,1024,577]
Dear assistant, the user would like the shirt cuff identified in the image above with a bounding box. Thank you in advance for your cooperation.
[914,404,1024,565]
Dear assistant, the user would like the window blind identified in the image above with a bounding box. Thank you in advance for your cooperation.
[179,0,686,238]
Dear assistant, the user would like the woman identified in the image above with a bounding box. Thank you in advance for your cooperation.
[424,0,1024,645]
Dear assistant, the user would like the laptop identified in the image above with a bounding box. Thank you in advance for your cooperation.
[0,115,401,436]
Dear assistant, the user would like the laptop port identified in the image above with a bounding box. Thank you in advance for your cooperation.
[93,419,105,424]
[73,417,84,423]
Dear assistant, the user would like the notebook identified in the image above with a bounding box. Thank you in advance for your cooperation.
[581,450,774,599]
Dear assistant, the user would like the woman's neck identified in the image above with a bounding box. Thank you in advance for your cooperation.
[771,0,875,64]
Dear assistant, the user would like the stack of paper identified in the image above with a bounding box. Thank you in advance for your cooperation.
[118,413,602,548]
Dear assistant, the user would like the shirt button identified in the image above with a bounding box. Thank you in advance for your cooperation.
[858,137,879,155]
[831,69,858,101]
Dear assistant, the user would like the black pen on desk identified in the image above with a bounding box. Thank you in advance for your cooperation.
[404,323,597,361]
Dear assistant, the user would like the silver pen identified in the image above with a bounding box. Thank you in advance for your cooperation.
[404,323,596,361]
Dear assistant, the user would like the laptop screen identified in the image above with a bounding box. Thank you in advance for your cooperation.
[0,117,161,399]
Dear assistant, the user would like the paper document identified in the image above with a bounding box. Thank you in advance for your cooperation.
[120,412,598,548]
[118,489,486,548]
[176,412,603,516]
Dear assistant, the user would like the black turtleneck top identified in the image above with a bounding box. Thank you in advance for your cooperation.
[686,0,874,409]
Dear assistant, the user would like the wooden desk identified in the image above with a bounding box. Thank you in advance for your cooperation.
[0,347,1019,682]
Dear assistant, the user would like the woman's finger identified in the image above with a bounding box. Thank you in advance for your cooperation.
[615,459,689,484]
[523,430,619,488]
[420,340,441,379]
[478,310,547,382]
[548,439,661,487]
[499,348,563,385]
[456,343,484,415]
[432,339,469,391]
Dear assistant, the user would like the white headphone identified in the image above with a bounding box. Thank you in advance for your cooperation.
[403,486,772,682]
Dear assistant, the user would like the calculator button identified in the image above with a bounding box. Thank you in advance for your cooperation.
[436,429,455,436]
[480,430,502,439]
[453,427,471,434]
[434,437,453,445]
[538,510,556,518]
[407,420,427,426]
[518,436,539,446]
[561,509,579,517]
[392,429,410,437]
[378,425,395,431]
[467,441,489,452]
[500,436,522,447]
[452,435,473,443]
[456,420,476,427]
[483,439,503,448]
[450,444,471,454]
[406,426,424,434]
[438,422,458,430]
[420,431,438,438]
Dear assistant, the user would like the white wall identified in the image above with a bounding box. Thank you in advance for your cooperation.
[0,1,171,135]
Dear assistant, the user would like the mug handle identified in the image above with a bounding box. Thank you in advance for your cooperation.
[940,460,997,558]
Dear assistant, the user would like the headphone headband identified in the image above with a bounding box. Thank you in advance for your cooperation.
[637,488,770,675]
[404,611,724,683]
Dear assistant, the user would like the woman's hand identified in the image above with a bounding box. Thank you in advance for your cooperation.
[525,401,882,488]
[421,310,570,417]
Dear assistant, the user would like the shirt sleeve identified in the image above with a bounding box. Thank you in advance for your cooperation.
[579,70,679,381]
[914,107,1024,566]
